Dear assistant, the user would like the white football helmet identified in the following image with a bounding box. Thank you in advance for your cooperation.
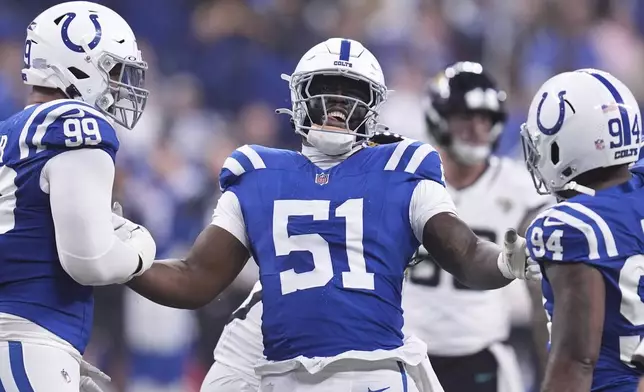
[521,69,642,196]
[277,38,389,154]
[22,1,148,129]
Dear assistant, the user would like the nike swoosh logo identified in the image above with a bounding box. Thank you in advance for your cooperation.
[368,388,390,392]
[543,216,565,227]
[60,109,86,118]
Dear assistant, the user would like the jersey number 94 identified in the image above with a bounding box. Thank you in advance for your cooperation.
[533,223,644,366]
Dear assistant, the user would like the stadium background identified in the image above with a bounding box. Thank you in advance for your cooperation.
[0,0,643,390]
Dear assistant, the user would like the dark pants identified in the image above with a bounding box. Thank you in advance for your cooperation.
[429,348,499,392]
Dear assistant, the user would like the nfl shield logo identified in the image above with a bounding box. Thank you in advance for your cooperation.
[315,172,329,185]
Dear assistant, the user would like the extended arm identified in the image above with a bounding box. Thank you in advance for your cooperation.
[540,262,605,392]
[422,212,512,289]
[47,149,153,285]
[127,191,250,309]
[527,280,550,386]
[411,179,522,289]
[519,203,552,386]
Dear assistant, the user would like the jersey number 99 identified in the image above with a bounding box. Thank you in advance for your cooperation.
[63,118,102,148]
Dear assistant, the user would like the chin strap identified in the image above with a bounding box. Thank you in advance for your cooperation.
[561,181,596,196]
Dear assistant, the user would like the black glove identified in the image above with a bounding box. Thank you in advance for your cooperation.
[367,131,406,146]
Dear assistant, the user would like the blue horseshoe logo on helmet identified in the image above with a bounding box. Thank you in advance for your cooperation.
[60,13,102,53]
[536,90,568,135]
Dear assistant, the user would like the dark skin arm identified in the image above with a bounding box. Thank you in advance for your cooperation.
[518,203,551,386]
[127,225,249,309]
[422,212,513,290]
[540,262,605,392]
[128,200,514,306]
[527,279,550,386]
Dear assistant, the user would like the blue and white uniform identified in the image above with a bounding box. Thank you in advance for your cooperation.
[527,165,644,391]
[208,142,452,392]
[0,100,145,391]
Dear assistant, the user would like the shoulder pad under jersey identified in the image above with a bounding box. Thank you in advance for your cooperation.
[631,156,644,176]
[219,144,297,191]
[375,139,445,186]
[18,99,119,161]
[366,131,406,146]
[526,201,619,264]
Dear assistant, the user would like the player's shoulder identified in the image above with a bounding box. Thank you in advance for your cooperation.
[527,198,618,263]
[364,138,445,186]
[15,99,119,161]
[3,99,104,129]
[219,144,300,191]
[631,157,644,177]
[27,99,111,124]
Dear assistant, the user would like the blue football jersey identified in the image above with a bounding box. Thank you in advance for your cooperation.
[526,172,644,391]
[219,141,445,361]
[0,99,119,354]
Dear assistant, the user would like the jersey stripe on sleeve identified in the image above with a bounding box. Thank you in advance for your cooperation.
[384,138,415,171]
[543,208,601,260]
[558,202,618,257]
[219,145,268,191]
[404,143,435,174]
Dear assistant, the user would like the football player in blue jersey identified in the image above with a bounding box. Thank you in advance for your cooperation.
[522,69,644,391]
[0,2,156,391]
[128,38,538,392]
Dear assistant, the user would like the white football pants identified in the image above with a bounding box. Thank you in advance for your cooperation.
[201,361,259,392]
[0,340,80,391]
[259,360,421,392]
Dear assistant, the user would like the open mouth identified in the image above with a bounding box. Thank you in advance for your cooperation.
[323,108,348,129]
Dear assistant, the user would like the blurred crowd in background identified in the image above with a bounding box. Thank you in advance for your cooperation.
[1,0,644,391]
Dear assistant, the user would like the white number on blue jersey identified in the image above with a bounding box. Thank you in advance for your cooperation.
[0,135,7,164]
[530,226,564,260]
[63,118,102,148]
[0,165,18,234]
[0,133,16,234]
[529,202,644,366]
[619,226,644,365]
[273,198,374,295]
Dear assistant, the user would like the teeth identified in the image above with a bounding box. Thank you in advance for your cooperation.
[328,111,346,121]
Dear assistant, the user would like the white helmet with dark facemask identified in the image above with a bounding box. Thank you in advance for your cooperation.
[22,1,148,129]
[277,38,389,156]
[423,62,507,165]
